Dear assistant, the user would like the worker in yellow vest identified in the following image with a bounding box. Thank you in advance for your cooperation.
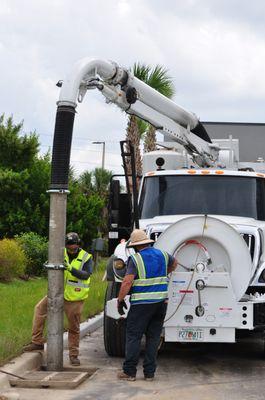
[23,232,92,366]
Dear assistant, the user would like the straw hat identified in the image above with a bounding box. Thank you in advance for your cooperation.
[127,229,154,247]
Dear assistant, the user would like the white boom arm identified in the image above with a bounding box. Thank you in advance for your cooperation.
[58,58,219,167]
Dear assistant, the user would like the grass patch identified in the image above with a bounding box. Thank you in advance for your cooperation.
[0,259,107,365]
[83,259,107,319]
[0,277,47,365]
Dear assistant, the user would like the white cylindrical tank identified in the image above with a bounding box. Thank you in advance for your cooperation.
[154,215,253,300]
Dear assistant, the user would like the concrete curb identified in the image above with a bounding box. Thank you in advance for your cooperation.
[0,312,104,390]
[64,311,103,347]
[0,352,42,390]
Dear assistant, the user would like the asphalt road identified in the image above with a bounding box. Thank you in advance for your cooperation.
[4,328,265,400]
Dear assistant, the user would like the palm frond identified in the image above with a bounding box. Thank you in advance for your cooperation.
[132,63,151,81]
[147,65,175,98]
[137,118,148,138]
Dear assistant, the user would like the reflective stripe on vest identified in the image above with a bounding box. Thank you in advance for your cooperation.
[134,277,168,286]
[66,280,90,288]
[64,249,91,301]
[131,291,168,301]
[130,249,168,304]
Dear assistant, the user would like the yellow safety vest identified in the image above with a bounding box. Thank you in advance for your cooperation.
[64,248,92,301]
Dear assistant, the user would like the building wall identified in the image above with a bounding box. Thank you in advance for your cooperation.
[202,122,265,162]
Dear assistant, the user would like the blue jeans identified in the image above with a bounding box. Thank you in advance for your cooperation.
[123,301,167,377]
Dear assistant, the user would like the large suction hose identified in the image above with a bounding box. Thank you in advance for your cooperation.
[50,105,76,190]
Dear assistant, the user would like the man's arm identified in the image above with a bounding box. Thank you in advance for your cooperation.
[167,254,178,274]
[68,258,92,280]
[118,257,137,302]
[118,274,135,302]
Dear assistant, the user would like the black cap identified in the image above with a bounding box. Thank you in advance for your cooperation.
[65,232,80,245]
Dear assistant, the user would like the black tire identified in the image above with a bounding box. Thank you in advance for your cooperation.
[103,281,126,357]
[106,254,115,281]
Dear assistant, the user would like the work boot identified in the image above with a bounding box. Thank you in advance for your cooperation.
[70,356,80,366]
[117,370,136,381]
[23,342,44,352]
[144,375,154,381]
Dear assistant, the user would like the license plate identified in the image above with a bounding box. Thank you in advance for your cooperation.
[177,328,204,341]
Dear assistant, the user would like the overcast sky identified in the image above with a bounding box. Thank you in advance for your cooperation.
[1,0,265,175]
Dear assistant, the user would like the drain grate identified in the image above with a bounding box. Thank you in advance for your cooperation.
[9,368,97,389]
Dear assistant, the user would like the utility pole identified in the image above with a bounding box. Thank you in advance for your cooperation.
[47,105,75,371]
[93,141,105,169]
[46,190,68,371]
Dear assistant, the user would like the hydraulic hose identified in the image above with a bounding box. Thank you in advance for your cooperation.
[50,105,76,190]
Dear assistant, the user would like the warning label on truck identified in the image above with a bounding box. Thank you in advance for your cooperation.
[172,291,194,306]
[171,280,194,306]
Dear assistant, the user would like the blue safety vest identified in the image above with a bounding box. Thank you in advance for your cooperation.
[130,247,169,304]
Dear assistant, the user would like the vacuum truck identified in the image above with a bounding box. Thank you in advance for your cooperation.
[56,58,265,357]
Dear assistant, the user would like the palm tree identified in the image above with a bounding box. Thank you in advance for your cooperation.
[79,168,112,198]
[92,167,113,198]
[79,170,93,195]
[125,64,175,176]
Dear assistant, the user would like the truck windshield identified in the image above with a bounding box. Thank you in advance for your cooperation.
[139,175,265,221]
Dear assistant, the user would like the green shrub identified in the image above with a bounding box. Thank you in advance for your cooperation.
[16,232,48,276]
[0,239,27,282]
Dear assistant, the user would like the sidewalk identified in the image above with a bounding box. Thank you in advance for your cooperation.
[0,312,103,392]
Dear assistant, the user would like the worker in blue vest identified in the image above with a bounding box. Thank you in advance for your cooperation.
[117,229,177,381]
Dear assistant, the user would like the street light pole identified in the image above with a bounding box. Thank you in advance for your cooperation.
[92,141,105,169]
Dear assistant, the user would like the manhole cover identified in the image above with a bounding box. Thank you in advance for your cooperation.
[9,368,97,389]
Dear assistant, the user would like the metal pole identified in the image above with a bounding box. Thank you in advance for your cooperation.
[93,141,105,169]
[47,104,75,371]
[102,142,105,170]
[46,190,68,371]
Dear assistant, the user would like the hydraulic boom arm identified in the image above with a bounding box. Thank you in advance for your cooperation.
[57,57,219,168]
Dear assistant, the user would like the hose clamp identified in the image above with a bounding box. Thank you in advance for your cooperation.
[46,189,70,194]
[43,262,65,270]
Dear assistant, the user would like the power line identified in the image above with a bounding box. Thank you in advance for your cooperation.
[39,144,120,156]
[71,160,121,168]
[22,131,121,144]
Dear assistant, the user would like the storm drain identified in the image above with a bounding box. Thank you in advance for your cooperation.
[9,368,97,389]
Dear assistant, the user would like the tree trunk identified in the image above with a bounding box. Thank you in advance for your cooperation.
[144,125,157,153]
[125,115,142,176]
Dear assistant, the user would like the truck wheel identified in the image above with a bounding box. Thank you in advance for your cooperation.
[104,281,126,357]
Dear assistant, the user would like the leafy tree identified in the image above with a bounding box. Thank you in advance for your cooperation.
[0,114,112,249]
[0,115,50,238]
[0,114,39,171]
[67,178,105,248]
[69,167,113,244]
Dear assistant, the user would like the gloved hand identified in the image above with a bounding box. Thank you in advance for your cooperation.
[117,299,128,316]
[64,262,72,272]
